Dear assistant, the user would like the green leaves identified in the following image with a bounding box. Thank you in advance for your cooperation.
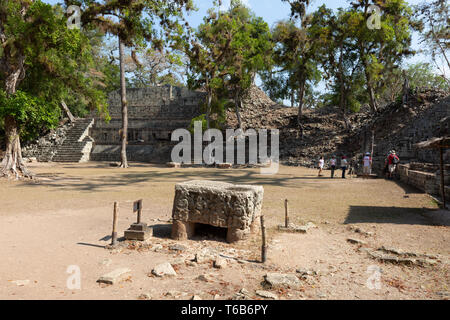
[0,0,109,142]
[0,90,60,141]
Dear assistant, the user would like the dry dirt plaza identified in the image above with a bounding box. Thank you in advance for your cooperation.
[0,162,448,300]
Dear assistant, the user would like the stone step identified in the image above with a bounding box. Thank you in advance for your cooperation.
[52,118,94,162]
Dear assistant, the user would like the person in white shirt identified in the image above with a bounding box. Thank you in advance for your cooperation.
[341,156,348,179]
[330,155,337,178]
[318,156,324,177]
[362,152,372,179]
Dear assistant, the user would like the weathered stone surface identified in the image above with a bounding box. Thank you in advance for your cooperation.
[347,238,368,245]
[169,244,187,252]
[296,268,319,276]
[255,290,278,300]
[194,248,217,263]
[97,268,131,285]
[214,257,227,269]
[263,273,301,289]
[232,288,252,300]
[152,263,177,277]
[366,248,439,266]
[138,293,152,300]
[171,180,264,243]
[124,223,152,241]
[196,274,214,282]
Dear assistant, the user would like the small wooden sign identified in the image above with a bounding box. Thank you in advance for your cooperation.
[133,199,142,212]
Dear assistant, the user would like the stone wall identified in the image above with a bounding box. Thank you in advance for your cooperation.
[90,85,205,162]
[358,93,450,175]
[22,121,73,162]
[397,163,450,199]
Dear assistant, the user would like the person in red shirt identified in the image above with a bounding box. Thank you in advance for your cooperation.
[387,150,400,179]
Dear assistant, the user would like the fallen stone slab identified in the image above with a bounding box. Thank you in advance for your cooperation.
[151,263,177,277]
[378,246,438,259]
[347,238,368,246]
[97,268,131,285]
[366,250,438,267]
[263,273,301,289]
[255,290,278,300]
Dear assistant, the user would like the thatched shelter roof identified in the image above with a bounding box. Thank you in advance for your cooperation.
[414,136,450,150]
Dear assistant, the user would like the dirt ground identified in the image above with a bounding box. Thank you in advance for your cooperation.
[0,162,448,300]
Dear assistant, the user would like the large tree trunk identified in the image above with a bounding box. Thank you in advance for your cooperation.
[60,100,76,123]
[1,52,32,179]
[362,59,378,112]
[1,115,32,179]
[119,37,128,168]
[206,89,212,130]
[367,82,378,112]
[297,81,305,137]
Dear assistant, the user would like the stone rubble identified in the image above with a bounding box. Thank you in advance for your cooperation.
[151,263,177,277]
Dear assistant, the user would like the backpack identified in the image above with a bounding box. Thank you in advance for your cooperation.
[392,155,399,164]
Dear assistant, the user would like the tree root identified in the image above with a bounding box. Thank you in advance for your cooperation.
[1,157,35,180]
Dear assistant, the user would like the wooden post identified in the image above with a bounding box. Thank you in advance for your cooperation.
[260,215,267,263]
[284,199,289,228]
[440,147,446,209]
[111,202,118,246]
[137,201,142,224]
[134,199,143,224]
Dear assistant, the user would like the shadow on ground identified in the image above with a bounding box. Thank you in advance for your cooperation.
[16,163,328,192]
[344,205,447,226]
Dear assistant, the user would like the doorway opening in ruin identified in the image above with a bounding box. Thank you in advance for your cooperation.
[193,223,227,242]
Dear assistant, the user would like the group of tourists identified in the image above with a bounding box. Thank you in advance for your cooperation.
[318,155,351,179]
[317,150,400,179]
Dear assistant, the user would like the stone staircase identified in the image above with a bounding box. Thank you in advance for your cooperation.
[52,118,95,162]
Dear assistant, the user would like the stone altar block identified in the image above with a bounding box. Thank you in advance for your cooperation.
[171,180,264,243]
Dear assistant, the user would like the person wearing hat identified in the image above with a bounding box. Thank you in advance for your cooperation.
[387,150,400,179]
[362,152,372,179]
[329,155,337,178]
[341,155,348,179]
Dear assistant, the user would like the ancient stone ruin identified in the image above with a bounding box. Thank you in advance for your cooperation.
[90,85,205,162]
[171,180,264,243]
